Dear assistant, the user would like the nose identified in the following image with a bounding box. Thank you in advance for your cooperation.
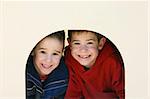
[45,55,52,62]
[79,45,88,52]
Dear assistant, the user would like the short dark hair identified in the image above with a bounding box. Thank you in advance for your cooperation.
[68,30,103,42]
[45,30,65,45]
[31,30,65,55]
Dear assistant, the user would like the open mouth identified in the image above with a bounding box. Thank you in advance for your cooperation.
[78,55,91,59]
[41,64,52,69]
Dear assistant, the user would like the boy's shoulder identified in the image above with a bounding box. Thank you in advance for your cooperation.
[100,40,124,66]
[98,40,123,62]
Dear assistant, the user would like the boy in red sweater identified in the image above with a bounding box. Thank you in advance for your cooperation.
[64,30,125,99]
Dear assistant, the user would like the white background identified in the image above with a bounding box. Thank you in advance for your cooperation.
[0,0,149,99]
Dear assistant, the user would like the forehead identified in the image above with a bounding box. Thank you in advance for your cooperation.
[71,31,98,41]
[35,37,63,50]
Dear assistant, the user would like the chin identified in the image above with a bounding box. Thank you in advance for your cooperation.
[80,63,89,66]
[41,71,49,75]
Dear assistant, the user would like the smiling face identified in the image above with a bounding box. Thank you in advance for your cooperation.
[33,37,63,76]
[70,32,100,68]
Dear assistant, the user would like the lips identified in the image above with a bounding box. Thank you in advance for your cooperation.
[78,55,91,59]
[41,64,52,69]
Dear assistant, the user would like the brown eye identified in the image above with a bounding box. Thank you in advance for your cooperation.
[53,53,59,55]
[40,51,46,54]
[74,42,80,45]
[87,42,93,44]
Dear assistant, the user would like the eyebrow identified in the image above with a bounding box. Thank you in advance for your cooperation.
[55,50,61,54]
[86,39,96,41]
[72,40,80,42]
[37,47,61,53]
[72,39,96,42]
[37,47,46,50]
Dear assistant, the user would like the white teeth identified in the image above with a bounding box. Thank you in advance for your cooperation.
[82,56,88,58]
[79,55,90,59]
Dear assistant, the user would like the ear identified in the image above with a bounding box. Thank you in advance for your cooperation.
[98,37,106,50]
[67,38,71,45]
[31,51,34,56]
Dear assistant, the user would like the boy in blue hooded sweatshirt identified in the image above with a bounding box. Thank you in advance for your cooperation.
[26,30,68,99]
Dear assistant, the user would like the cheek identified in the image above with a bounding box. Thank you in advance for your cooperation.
[35,56,43,62]
[71,49,78,58]
[34,57,40,64]
[71,47,79,54]
[34,55,45,64]
[90,47,99,55]
[52,56,61,64]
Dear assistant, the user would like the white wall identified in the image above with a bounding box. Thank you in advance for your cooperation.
[0,1,149,99]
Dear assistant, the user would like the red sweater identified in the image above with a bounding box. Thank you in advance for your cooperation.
[64,41,125,99]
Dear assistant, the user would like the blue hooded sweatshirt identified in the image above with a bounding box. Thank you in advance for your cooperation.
[26,55,68,99]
